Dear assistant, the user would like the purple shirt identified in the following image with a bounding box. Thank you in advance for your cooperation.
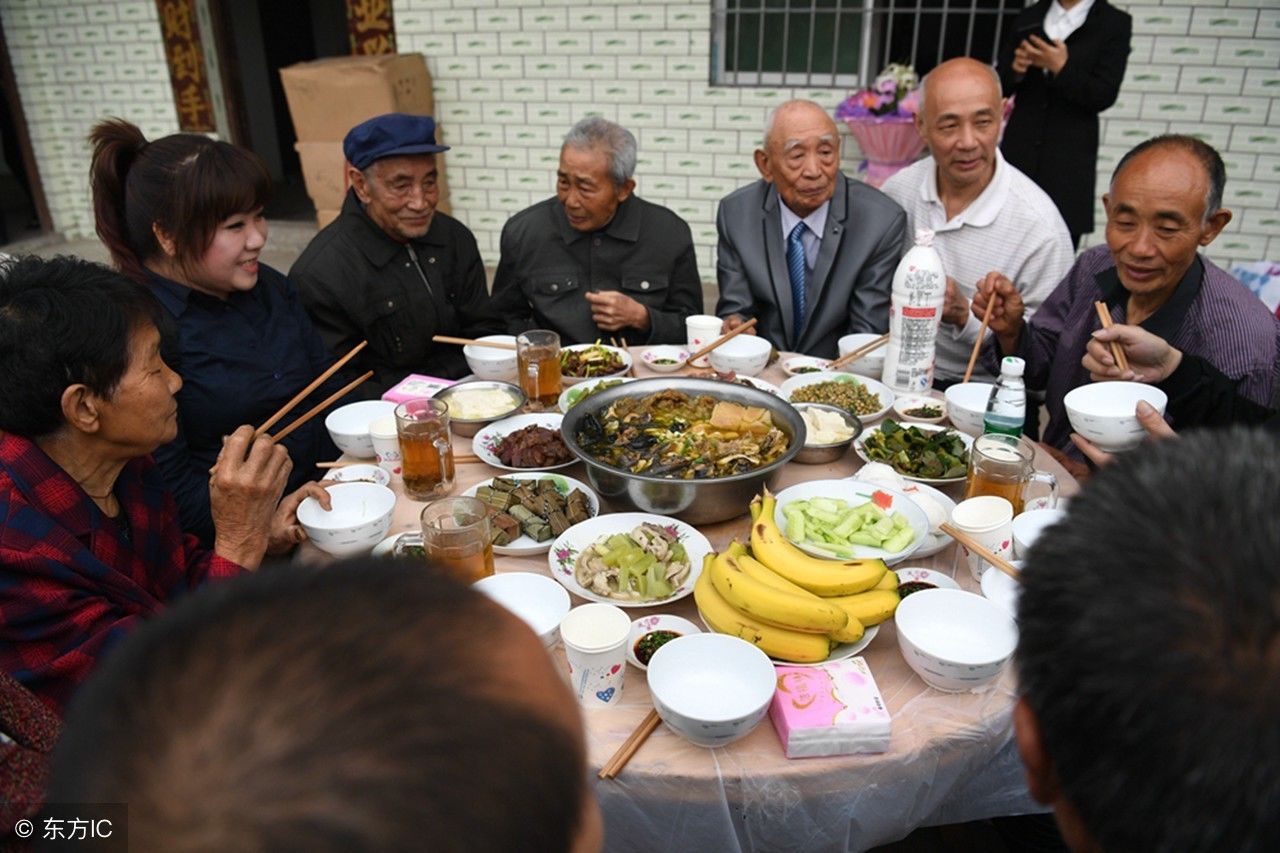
[983,244,1280,457]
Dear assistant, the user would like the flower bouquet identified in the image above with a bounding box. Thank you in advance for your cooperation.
[834,64,926,187]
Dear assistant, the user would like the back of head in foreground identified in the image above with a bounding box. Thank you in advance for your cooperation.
[49,559,595,853]
[1015,427,1280,853]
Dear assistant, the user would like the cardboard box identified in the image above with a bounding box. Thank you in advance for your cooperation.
[280,54,435,142]
[295,141,349,211]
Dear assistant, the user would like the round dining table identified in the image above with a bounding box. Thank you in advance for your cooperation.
[301,351,1078,852]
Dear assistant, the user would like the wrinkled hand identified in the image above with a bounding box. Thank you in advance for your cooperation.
[209,425,292,570]
[1070,401,1175,467]
[1012,43,1034,75]
[585,290,650,333]
[1023,35,1068,75]
[722,314,757,335]
[942,276,970,328]
[1082,325,1182,384]
[266,481,333,556]
[1040,441,1092,483]
[971,272,1024,353]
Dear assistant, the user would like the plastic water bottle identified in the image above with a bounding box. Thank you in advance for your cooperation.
[983,356,1026,437]
[881,229,946,394]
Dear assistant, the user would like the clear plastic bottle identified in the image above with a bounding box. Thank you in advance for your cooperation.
[880,229,946,394]
[983,356,1026,437]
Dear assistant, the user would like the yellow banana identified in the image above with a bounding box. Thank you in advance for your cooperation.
[731,553,865,644]
[710,553,849,634]
[825,589,901,627]
[725,539,749,559]
[694,562,831,663]
[749,489,888,595]
[874,569,900,591]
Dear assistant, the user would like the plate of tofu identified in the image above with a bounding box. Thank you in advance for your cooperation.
[462,473,599,557]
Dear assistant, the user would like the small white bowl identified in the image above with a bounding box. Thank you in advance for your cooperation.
[647,634,776,747]
[324,400,397,458]
[781,355,831,378]
[1064,381,1168,452]
[943,382,993,437]
[707,334,773,377]
[895,588,1018,693]
[1011,508,1066,559]
[894,566,962,596]
[626,614,703,671]
[473,572,572,648]
[837,333,888,377]
[893,395,946,424]
[297,481,396,557]
[980,560,1024,618]
[463,334,519,382]
[321,463,391,487]
[639,345,689,373]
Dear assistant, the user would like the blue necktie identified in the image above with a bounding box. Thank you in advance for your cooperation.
[787,221,808,336]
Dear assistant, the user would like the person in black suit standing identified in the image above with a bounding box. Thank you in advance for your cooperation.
[998,0,1132,249]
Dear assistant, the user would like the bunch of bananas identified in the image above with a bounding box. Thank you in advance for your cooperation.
[692,489,902,663]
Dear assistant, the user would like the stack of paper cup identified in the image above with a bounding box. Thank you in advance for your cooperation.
[559,603,630,708]
[369,415,402,481]
[685,315,723,368]
[950,496,1014,582]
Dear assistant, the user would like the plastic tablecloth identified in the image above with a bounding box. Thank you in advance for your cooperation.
[301,353,1078,852]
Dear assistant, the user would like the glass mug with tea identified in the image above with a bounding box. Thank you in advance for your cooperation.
[394,398,454,501]
[517,329,562,410]
[413,496,495,584]
[963,433,1058,515]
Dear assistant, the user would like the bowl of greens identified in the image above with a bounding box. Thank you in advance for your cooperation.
[855,420,973,484]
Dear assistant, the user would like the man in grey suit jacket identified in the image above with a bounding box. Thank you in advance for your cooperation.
[716,100,909,358]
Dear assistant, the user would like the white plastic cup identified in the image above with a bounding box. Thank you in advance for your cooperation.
[950,495,1015,582]
[369,415,402,481]
[685,314,723,367]
[559,603,631,708]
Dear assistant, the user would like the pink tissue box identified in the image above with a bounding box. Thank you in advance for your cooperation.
[381,374,455,405]
[769,657,891,758]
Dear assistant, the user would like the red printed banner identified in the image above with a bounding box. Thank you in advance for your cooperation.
[902,306,938,319]
[346,0,396,55]
[155,0,215,132]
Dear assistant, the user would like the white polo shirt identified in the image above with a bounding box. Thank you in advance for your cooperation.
[881,150,1075,382]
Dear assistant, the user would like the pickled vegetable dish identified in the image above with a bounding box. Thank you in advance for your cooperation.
[862,420,969,479]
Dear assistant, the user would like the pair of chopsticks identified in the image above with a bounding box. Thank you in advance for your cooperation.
[608,336,629,349]
[828,333,890,372]
[939,523,1021,581]
[1093,301,1130,372]
[684,317,758,365]
[598,709,662,779]
[962,297,997,384]
[255,341,373,443]
[432,335,518,351]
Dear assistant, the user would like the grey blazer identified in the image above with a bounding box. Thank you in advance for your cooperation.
[714,174,908,358]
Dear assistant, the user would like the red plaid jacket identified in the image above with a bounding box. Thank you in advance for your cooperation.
[0,433,244,713]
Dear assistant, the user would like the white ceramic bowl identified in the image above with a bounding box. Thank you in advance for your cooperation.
[837,333,888,377]
[781,355,831,378]
[1064,381,1169,452]
[324,400,397,459]
[321,463,391,487]
[1011,508,1066,559]
[473,572,572,648]
[895,588,1019,693]
[647,634,776,747]
[639,345,689,373]
[463,334,519,382]
[980,560,1024,618]
[893,395,946,424]
[707,334,773,377]
[297,482,396,557]
[626,614,703,670]
[943,382,993,437]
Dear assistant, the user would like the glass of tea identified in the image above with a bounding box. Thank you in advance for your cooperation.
[963,434,1059,515]
[394,398,454,501]
[517,329,562,410]
[419,497,495,584]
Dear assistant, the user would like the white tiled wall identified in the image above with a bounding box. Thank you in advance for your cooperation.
[2,0,1278,273]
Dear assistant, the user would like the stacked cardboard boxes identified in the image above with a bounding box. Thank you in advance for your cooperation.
[279,53,450,229]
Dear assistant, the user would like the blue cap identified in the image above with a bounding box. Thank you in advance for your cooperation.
[343,113,450,170]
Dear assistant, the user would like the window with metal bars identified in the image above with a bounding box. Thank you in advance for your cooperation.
[711,1,1025,88]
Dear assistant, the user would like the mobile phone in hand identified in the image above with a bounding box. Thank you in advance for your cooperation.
[1016,22,1051,44]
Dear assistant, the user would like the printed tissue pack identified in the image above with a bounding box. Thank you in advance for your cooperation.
[769,657,891,758]
[382,374,455,405]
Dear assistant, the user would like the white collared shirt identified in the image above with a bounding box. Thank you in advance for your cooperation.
[779,200,829,273]
[1043,0,1095,42]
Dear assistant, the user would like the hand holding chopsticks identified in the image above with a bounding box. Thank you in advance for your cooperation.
[685,317,757,365]
[939,523,1021,581]
[828,333,890,372]
[598,708,662,779]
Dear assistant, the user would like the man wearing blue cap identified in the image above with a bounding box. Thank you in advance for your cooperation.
[292,113,501,392]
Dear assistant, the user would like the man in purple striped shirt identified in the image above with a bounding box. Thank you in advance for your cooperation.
[973,135,1280,468]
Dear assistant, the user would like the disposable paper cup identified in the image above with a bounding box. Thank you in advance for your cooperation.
[685,314,723,368]
[369,415,402,480]
[950,496,1015,582]
[559,603,631,708]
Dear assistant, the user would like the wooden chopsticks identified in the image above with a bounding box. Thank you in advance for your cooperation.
[1093,301,1129,373]
[255,341,369,438]
[432,335,518,351]
[598,708,662,779]
[828,333,890,372]
[939,523,1021,581]
[451,453,483,464]
[684,317,758,365]
[272,371,375,443]
[963,296,997,384]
